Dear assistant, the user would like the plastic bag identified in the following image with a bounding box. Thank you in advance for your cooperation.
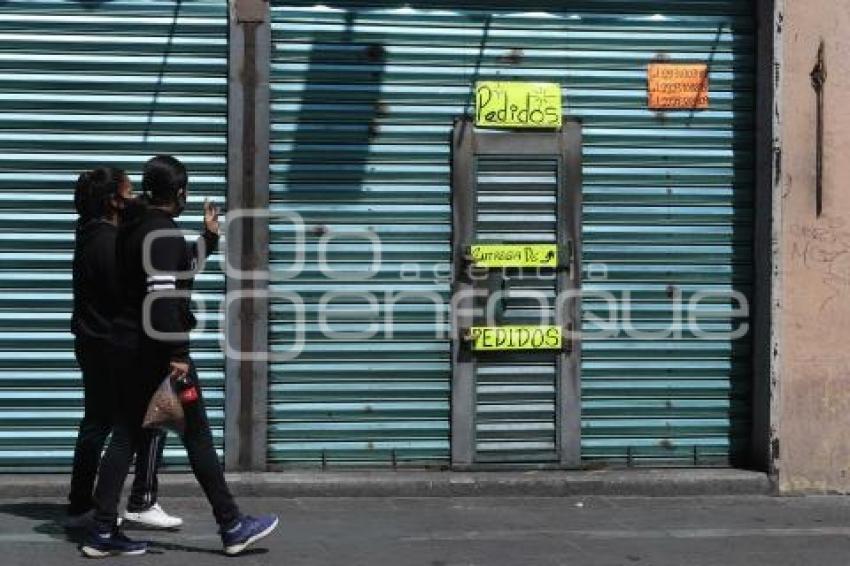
[142,375,185,433]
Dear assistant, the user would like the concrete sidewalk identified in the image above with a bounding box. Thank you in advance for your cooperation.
[2,494,850,565]
[0,469,772,498]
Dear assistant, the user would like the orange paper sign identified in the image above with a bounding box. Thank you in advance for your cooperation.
[647,63,709,110]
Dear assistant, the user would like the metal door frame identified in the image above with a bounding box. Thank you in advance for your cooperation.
[450,116,583,469]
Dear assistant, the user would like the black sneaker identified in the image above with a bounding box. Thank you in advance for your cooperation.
[80,525,148,558]
[220,514,279,555]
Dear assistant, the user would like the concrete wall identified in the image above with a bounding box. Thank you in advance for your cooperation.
[775,0,850,492]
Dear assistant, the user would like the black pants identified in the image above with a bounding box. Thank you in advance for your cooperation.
[68,338,167,515]
[92,346,239,528]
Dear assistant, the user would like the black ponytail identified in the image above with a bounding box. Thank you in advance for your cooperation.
[73,167,128,222]
[73,170,94,221]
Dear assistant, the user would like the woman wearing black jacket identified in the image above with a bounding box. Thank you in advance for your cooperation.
[68,168,181,529]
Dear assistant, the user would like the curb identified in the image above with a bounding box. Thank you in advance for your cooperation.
[0,469,773,498]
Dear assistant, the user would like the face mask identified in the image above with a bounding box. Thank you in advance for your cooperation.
[106,194,133,221]
[114,194,136,210]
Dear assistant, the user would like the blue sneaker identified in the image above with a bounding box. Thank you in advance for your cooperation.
[80,525,148,558]
[221,514,279,555]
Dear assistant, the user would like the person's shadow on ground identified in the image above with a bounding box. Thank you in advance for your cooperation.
[0,502,80,543]
[0,502,261,556]
[0,501,66,522]
[146,540,268,557]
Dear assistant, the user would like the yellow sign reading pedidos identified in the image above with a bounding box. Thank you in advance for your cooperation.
[470,244,557,268]
[475,81,562,128]
[470,325,563,351]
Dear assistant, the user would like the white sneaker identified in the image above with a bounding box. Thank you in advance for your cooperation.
[122,503,183,530]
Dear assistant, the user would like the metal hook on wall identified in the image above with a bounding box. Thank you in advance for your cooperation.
[811,40,827,217]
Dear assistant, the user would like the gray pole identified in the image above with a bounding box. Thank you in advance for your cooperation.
[225,0,270,472]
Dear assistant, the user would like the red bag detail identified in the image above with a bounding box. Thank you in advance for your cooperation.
[179,386,199,404]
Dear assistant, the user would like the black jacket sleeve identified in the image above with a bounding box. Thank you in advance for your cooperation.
[147,231,190,362]
[91,228,121,320]
[191,229,219,262]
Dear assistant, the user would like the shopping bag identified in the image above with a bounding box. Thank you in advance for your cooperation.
[142,375,185,433]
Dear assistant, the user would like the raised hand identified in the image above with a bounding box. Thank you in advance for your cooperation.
[203,198,220,235]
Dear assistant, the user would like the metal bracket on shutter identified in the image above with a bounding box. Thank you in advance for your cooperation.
[458,244,486,285]
[810,40,827,217]
[558,240,573,272]
[561,323,574,354]
[462,245,476,265]
[458,327,474,350]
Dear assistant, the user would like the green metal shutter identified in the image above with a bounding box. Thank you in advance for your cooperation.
[268,0,753,467]
[0,0,229,470]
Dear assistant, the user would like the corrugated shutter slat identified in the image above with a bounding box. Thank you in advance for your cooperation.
[0,0,228,471]
[268,0,752,467]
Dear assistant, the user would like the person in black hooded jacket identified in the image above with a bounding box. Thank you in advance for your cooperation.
[67,167,182,529]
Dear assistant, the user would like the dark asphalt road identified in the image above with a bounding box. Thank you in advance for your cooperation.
[1,495,849,565]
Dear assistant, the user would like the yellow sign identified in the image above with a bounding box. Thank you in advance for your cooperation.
[647,63,709,110]
[475,81,562,128]
[470,244,557,268]
[470,325,563,351]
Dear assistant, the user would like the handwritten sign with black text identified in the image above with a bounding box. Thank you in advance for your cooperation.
[475,82,562,128]
[647,63,709,109]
